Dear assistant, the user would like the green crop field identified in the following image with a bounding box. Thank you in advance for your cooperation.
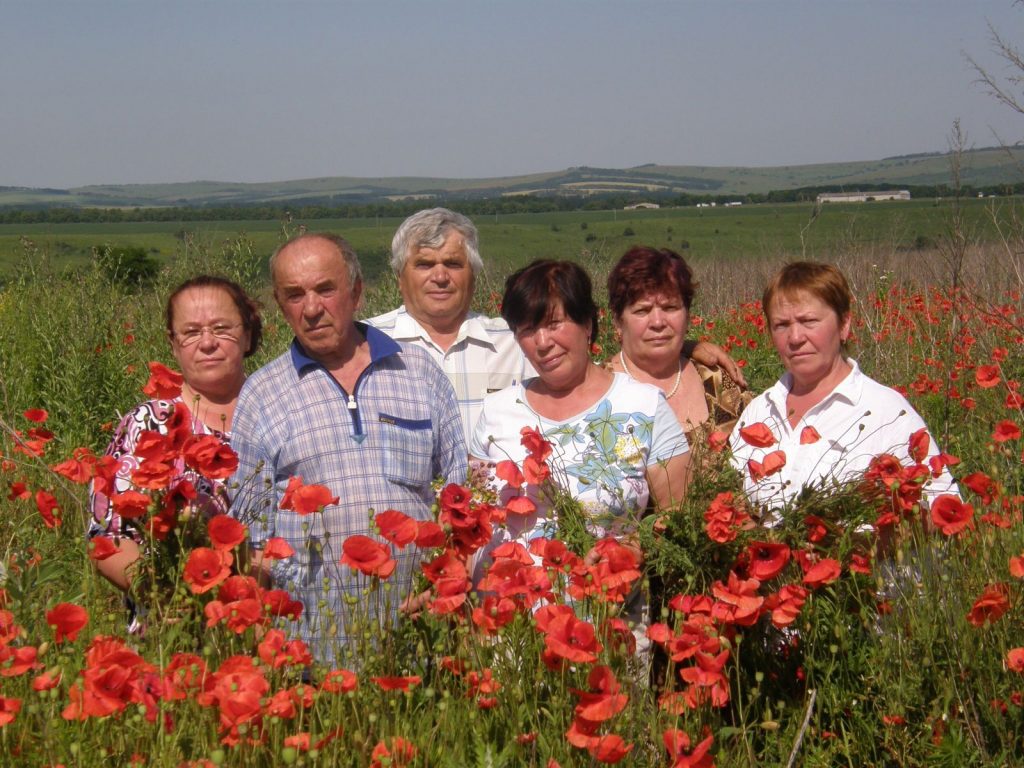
[0,197,1013,287]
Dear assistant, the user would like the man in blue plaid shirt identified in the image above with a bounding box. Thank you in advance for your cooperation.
[229,232,467,664]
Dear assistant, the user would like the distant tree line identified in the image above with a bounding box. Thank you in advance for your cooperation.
[1,181,1020,224]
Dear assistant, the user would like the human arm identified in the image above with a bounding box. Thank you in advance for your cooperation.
[684,339,747,389]
[91,537,141,592]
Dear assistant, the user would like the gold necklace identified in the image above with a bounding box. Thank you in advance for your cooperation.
[619,350,682,398]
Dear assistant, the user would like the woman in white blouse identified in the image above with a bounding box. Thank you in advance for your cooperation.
[729,261,956,513]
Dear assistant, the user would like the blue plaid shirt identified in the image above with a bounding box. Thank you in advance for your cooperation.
[229,323,467,664]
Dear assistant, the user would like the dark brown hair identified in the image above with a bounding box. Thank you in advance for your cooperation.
[501,259,599,341]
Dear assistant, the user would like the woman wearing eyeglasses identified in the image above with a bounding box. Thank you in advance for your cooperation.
[89,275,263,597]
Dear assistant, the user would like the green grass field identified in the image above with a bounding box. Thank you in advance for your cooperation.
[0,198,1012,286]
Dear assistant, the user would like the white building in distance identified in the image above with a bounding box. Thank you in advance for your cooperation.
[816,190,911,204]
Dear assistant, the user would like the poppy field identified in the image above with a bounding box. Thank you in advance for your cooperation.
[0,229,1021,767]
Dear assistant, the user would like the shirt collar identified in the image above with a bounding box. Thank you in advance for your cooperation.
[289,322,402,374]
[390,306,496,350]
[764,358,863,416]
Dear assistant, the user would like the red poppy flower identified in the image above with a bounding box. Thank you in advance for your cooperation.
[745,541,791,581]
[262,589,303,620]
[543,612,602,664]
[131,461,175,491]
[183,548,232,594]
[739,422,776,448]
[748,450,786,482]
[31,668,62,691]
[414,520,446,548]
[183,435,238,480]
[439,483,472,515]
[663,729,714,768]
[706,430,729,453]
[799,425,821,445]
[586,733,633,764]
[967,583,1011,627]
[802,558,841,588]
[976,364,1001,389]
[962,471,998,504]
[7,482,30,501]
[111,490,152,520]
[88,536,121,561]
[0,696,21,727]
[261,537,295,560]
[340,535,396,579]
[46,603,88,643]
[1007,648,1024,673]
[908,427,930,463]
[1010,554,1024,579]
[35,490,61,528]
[280,476,338,515]
[422,550,468,584]
[321,669,358,694]
[374,509,418,549]
[993,420,1022,443]
[930,494,975,536]
[371,675,421,691]
[0,644,40,677]
[207,515,247,551]
[51,448,96,484]
[522,455,550,485]
[711,572,764,626]
[23,408,48,423]
[520,426,552,461]
[765,584,808,628]
[370,737,417,768]
[495,460,524,490]
[849,552,872,575]
[142,361,184,399]
[506,495,537,516]
[703,491,751,544]
[471,596,518,634]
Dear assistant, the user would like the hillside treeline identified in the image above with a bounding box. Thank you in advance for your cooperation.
[1,181,1019,224]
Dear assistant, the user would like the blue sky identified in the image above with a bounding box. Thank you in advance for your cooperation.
[3,0,1023,187]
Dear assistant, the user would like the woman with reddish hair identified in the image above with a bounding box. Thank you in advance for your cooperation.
[607,246,750,447]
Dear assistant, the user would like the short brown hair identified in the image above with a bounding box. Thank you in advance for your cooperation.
[165,275,263,358]
[762,261,852,323]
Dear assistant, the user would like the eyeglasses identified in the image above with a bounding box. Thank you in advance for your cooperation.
[173,323,243,346]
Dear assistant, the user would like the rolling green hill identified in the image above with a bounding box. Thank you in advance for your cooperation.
[2,146,1022,209]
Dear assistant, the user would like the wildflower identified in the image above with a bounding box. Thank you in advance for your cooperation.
[962,472,999,505]
[183,435,238,480]
[663,729,715,768]
[0,696,21,727]
[280,476,338,515]
[374,509,418,549]
[23,408,48,423]
[704,492,751,544]
[799,425,821,444]
[711,572,763,626]
[207,515,247,551]
[1010,554,1024,579]
[183,548,232,594]
[370,737,417,768]
[975,364,1001,388]
[967,583,1011,627]
[765,584,809,628]
[110,490,152,520]
[142,361,184,399]
[414,520,446,548]
[471,596,518,634]
[261,537,296,560]
[520,426,552,461]
[371,675,421,691]
[45,603,88,643]
[707,430,729,452]
[540,610,602,664]
[739,422,776,448]
[744,541,791,581]
[1007,648,1024,673]
[340,535,396,579]
[495,459,525,490]
[993,420,1021,443]
[930,495,975,536]
[908,427,930,463]
[801,558,841,588]
[321,669,358,694]
[35,490,61,528]
[748,450,786,482]
[587,733,633,763]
